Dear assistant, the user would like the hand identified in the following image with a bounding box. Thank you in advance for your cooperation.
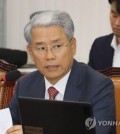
[6,125,23,134]
[0,71,5,80]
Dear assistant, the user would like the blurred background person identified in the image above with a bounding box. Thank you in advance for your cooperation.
[88,0,120,70]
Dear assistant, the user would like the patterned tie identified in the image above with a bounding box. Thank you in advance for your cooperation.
[48,86,59,100]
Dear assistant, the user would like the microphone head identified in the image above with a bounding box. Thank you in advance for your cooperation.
[4,70,21,82]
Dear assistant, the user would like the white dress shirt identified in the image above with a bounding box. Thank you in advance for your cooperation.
[44,70,71,100]
[111,35,120,67]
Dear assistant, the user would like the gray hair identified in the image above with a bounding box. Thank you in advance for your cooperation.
[24,10,74,44]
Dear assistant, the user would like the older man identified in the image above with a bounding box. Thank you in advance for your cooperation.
[6,10,116,134]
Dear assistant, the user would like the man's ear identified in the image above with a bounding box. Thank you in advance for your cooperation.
[71,37,76,55]
[27,45,35,62]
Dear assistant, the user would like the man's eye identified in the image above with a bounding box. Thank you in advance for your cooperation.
[37,47,46,50]
[112,12,118,18]
[112,14,117,17]
[53,45,62,49]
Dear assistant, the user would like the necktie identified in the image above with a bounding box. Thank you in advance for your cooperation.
[48,86,59,100]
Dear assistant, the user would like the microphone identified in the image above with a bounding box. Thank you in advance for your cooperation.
[3,70,21,82]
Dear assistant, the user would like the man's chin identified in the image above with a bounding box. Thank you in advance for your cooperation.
[114,32,120,38]
[45,72,60,79]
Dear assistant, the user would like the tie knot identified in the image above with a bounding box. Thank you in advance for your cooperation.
[48,86,59,100]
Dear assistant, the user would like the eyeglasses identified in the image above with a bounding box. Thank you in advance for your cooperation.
[30,44,70,54]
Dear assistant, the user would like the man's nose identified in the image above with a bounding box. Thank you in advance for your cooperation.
[115,17,120,26]
[45,48,56,60]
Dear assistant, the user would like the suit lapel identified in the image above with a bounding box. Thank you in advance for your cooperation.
[63,60,83,101]
[32,73,45,99]
[104,34,114,67]
[38,77,46,98]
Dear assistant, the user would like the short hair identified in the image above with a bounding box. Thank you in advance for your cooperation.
[108,0,113,4]
[24,10,74,44]
[108,0,120,13]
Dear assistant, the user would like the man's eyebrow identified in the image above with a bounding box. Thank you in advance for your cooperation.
[34,42,45,46]
[33,38,64,45]
[52,38,63,43]
[111,9,117,14]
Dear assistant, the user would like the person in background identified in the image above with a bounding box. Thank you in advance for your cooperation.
[88,0,120,70]
[6,10,116,134]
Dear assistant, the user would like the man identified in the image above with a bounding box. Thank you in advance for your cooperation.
[88,0,120,70]
[6,10,116,134]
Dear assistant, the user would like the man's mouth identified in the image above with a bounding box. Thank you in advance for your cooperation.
[45,65,59,71]
[114,28,120,32]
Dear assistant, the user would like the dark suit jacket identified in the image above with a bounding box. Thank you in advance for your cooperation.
[88,33,114,70]
[9,60,116,134]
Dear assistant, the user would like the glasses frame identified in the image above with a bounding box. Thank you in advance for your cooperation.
[30,43,71,55]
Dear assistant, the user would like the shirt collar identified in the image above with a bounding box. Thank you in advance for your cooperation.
[45,70,71,96]
[111,35,119,50]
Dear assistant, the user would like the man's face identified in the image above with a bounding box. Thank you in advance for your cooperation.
[27,26,76,84]
[110,2,120,38]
